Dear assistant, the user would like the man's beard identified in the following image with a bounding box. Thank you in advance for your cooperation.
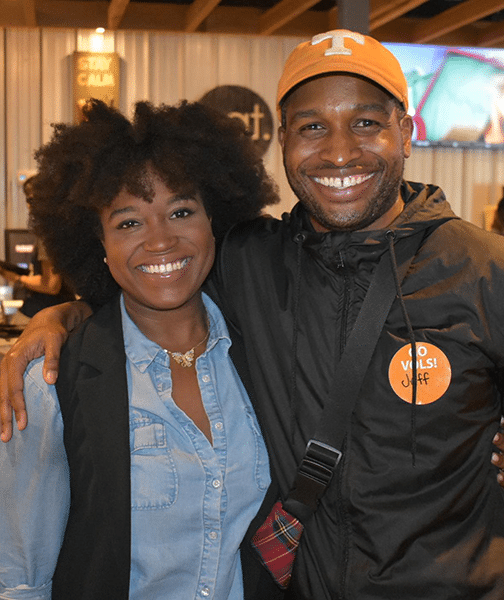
[285,156,405,232]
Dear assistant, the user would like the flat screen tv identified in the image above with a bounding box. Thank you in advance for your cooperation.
[385,42,504,148]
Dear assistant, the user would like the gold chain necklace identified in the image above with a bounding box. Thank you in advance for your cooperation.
[164,319,210,368]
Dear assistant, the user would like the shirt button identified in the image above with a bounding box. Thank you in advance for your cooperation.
[212,479,221,489]
[214,422,223,430]
[209,530,218,540]
[201,586,211,597]
[202,375,210,383]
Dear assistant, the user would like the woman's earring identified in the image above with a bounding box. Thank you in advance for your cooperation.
[103,256,108,264]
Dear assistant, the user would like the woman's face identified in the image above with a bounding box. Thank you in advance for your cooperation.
[100,173,215,321]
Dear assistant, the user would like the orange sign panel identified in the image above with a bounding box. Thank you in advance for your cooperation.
[73,52,120,123]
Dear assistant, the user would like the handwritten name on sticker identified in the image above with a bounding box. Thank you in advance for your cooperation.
[388,343,451,404]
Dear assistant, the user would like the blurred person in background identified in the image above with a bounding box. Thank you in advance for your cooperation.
[0,176,75,319]
[492,189,504,235]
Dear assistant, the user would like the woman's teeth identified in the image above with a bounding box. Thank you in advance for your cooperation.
[139,258,189,274]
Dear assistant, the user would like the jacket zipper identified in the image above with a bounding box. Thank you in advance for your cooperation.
[337,250,351,357]
[336,249,351,600]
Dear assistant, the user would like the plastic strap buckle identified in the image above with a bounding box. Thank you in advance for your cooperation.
[300,439,342,486]
[283,440,342,520]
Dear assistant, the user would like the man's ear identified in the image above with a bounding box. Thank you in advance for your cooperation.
[278,126,286,152]
[401,114,413,158]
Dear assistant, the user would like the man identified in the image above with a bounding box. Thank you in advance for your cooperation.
[2,30,504,599]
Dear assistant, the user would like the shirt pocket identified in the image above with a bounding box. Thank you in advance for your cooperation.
[245,409,271,492]
[130,411,178,510]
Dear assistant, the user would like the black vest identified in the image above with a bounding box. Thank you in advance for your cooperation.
[54,297,130,599]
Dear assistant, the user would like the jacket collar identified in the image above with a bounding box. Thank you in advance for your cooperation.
[285,180,457,254]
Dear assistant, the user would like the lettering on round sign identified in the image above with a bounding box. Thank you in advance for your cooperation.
[199,85,273,157]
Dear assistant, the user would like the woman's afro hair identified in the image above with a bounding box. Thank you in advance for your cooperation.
[28,99,279,306]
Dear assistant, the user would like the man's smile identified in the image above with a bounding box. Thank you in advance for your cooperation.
[313,173,375,190]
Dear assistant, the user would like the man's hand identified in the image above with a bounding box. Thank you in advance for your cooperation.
[0,300,92,442]
[492,418,504,487]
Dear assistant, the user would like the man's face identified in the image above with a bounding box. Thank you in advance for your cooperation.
[279,74,413,233]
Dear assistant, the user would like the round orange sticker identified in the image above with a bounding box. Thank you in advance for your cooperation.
[388,343,451,404]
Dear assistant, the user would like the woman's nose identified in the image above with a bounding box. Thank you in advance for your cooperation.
[143,223,177,252]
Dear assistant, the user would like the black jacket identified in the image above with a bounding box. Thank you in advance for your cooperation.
[217,181,504,600]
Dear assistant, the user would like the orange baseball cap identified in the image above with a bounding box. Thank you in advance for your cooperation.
[277,29,409,116]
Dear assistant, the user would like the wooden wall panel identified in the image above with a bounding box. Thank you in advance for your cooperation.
[404,145,504,225]
[183,35,219,102]
[114,30,151,117]
[464,148,496,227]
[147,33,186,106]
[5,28,41,232]
[41,29,76,143]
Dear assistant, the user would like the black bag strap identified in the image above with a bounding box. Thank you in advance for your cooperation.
[283,232,423,522]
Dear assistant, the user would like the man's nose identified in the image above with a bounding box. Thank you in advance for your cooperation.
[318,127,361,166]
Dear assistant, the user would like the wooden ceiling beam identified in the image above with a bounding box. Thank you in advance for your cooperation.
[423,23,482,47]
[476,21,504,47]
[108,0,130,29]
[370,0,428,30]
[411,0,504,44]
[327,5,339,29]
[185,0,222,32]
[8,0,504,47]
[372,17,482,46]
[203,4,329,36]
[258,0,321,35]
[118,2,185,30]
[23,0,37,26]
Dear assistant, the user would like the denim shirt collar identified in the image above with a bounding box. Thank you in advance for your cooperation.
[121,292,231,373]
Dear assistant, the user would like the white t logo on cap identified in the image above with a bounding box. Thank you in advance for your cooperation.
[311,30,365,56]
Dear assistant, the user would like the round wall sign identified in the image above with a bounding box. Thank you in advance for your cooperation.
[199,85,273,157]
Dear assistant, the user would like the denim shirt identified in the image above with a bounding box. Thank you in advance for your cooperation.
[0,293,270,600]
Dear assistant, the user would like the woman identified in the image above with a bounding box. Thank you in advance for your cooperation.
[0,99,281,599]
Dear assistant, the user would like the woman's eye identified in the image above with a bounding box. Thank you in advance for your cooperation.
[117,219,139,229]
[170,208,193,219]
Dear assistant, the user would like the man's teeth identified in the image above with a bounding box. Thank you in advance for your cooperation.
[313,173,373,189]
[139,258,189,274]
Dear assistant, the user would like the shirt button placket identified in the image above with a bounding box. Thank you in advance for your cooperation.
[197,358,224,599]
[197,461,222,599]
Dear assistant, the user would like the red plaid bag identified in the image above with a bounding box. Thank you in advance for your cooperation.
[251,500,304,589]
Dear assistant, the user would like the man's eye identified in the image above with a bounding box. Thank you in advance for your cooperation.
[355,119,382,128]
[170,208,193,219]
[300,123,323,132]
